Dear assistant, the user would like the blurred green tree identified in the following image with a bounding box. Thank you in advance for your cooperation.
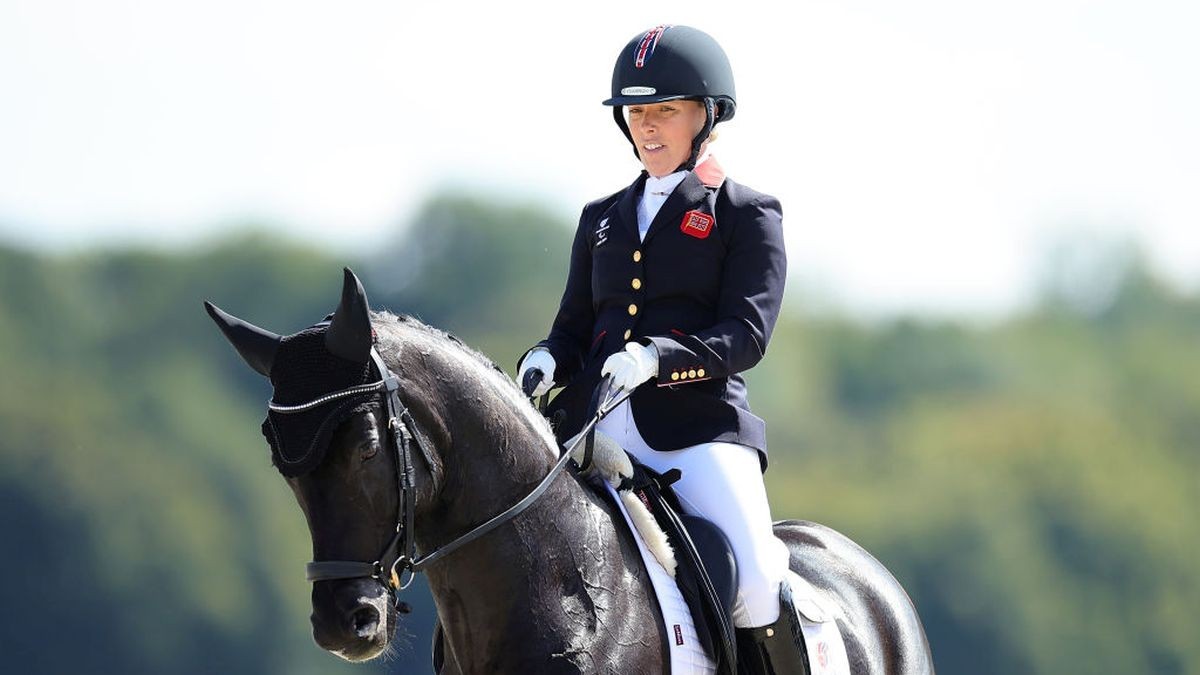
[0,206,1195,674]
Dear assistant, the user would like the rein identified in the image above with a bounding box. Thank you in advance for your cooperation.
[282,347,629,611]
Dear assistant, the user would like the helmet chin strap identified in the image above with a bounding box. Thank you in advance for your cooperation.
[680,98,716,172]
[613,106,638,159]
[613,97,717,173]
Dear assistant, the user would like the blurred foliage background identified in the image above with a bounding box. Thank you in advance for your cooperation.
[1,192,1197,674]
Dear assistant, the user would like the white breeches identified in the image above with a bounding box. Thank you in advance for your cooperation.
[596,399,791,628]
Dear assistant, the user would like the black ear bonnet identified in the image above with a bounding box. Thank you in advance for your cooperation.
[261,322,379,477]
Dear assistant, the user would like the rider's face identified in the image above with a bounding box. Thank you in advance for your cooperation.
[626,100,707,178]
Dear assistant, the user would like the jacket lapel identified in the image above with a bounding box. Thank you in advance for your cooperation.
[614,173,647,243]
[641,171,710,247]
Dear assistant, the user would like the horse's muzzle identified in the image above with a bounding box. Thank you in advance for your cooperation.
[310,578,396,661]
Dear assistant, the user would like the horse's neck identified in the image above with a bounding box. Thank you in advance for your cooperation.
[387,333,663,671]
[424,469,665,673]
[418,378,561,539]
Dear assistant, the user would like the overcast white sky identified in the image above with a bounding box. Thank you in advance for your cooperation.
[2,0,1197,317]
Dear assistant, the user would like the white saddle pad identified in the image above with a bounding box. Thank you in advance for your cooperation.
[787,572,852,675]
[602,481,716,675]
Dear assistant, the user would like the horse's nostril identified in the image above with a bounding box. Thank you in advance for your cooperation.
[351,606,380,637]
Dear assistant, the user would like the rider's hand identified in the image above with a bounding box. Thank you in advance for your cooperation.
[518,348,557,397]
[601,342,658,392]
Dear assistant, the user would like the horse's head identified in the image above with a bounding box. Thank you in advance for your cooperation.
[205,268,419,662]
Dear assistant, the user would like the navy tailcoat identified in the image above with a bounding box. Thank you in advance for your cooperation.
[522,159,786,470]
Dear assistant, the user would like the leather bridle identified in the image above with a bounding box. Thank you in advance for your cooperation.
[273,345,628,611]
[269,348,422,606]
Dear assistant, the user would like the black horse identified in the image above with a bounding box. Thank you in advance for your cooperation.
[206,269,933,673]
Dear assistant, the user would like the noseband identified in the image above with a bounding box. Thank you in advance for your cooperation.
[274,345,614,612]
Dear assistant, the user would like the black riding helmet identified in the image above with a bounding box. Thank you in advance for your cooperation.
[602,25,737,172]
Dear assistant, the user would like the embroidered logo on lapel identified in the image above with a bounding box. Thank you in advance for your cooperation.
[680,210,714,239]
[595,217,610,247]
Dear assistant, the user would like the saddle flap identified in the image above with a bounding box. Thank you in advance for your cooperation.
[679,514,738,623]
[627,461,740,674]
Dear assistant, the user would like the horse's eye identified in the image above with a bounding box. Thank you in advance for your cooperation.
[360,441,381,461]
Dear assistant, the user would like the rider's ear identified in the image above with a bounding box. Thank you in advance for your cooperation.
[325,267,373,363]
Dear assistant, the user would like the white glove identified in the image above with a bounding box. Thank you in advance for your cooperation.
[518,347,557,397]
[601,341,659,392]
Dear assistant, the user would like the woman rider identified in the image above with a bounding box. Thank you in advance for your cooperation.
[518,25,806,673]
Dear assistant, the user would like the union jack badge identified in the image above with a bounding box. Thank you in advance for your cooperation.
[680,210,714,239]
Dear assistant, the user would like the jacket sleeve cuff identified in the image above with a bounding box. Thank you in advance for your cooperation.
[643,336,712,387]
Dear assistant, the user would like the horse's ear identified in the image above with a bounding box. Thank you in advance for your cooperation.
[204,301,280,377]
[325,267,372,363]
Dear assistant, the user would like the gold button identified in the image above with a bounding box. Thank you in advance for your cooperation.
[688,369,697,379]
[631,278,642,290]
[633,250,642,262]
[671,371,680,381]
[623,329,632,340]
[628,304,638,316]
[697,368,705,378]
[766,628,775,638]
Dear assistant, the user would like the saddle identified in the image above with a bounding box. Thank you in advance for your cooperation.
[618,457,741,675]
[608,459,842,675]
[573,424,832,675]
